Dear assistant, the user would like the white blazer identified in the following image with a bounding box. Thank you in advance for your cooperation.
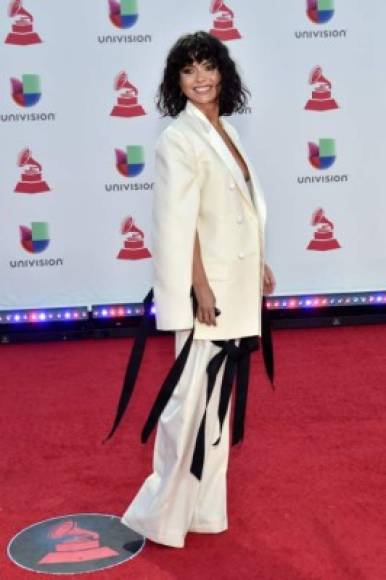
[152,101,267,340]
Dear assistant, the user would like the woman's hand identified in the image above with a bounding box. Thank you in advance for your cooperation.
[193,282,217,326]
[263,263,276,295]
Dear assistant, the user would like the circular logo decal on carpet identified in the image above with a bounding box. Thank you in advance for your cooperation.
[7,513,145,575]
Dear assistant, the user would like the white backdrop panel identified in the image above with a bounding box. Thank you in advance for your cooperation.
[1,0,386,310]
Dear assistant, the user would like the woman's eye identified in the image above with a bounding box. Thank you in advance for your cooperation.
[181,68,193,74]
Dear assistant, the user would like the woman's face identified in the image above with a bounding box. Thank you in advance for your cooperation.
[179,59,221,109]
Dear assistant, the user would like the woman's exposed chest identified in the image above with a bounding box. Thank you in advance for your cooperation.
[213,125,250,182]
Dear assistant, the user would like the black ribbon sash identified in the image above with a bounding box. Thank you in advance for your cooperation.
[104,288,154,442]
[190,336,259,480]
[105,289,274,480]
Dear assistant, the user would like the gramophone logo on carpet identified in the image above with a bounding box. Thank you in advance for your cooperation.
[14,147,51,194]
[305,66,339,111]
[117,216,151,260]
[297,139,348,185]
[7,514,145,574]
[209,0,241,41]
[97,0,152,44]
[11,74,41,107]
[110,71,146,118]
[295,0,347,39]
[307,208,341,251]
[5,0,43,45]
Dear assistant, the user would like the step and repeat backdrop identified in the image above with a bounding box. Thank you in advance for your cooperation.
[1,0,386,311]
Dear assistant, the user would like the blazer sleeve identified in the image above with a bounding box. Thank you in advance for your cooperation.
[152,126,200,331]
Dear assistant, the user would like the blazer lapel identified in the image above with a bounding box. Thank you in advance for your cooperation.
[223,124,267,225]
[183,102,255,212]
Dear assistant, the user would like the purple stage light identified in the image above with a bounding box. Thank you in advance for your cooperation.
[262,291,386,311]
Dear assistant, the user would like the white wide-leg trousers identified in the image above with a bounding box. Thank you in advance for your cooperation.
[121,330,231,548]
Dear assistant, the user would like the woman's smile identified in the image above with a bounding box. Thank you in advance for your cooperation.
[193,85,213,93]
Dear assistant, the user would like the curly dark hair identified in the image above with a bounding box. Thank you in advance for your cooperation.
[157,31,249,117]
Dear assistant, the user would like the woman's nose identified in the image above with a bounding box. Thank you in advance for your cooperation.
[195,69,206,82]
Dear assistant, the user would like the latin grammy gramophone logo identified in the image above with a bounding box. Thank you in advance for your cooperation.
[305,66,339,111]
[307,0,335,24]
[7,514,144,574]
[38,520,119,564]
[308,138,336,170]
[5,0,42,45]
[209,0,241,41]
[307,208,341,251]
[109,0,138,29]
[20,222,50,254]
[115,146,145,177]
[14,148,50,194]
[117,216,151,260]
[110,72,146,118]
[11,74,41,107]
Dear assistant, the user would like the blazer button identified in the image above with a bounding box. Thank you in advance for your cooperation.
[237,215,243,224]
[238,252,245,259]
[229,182,236,189]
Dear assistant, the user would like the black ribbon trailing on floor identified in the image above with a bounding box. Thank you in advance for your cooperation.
[105,289,274,481]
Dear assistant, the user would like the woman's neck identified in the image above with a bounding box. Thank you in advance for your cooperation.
[190,100,220,127]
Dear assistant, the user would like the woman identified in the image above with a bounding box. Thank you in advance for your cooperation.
[121,31,276,548]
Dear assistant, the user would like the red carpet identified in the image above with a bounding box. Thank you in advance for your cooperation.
[1,325,386,579]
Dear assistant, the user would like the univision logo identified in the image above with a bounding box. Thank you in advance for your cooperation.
[20,222,49,253]
[295,0,346,39]
[297,138,348,184]
[307,0,334,24]
[115,145,144,177]
[10,222,64,268]
[109,0,138,29]
[106,145,153,192]
[98,0,151,43]
[11,74,41,107]
[1,73,55,123]
[308,138,336,169]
